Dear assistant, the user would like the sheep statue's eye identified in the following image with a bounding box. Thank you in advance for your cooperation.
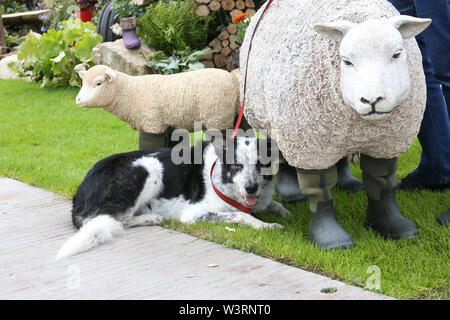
[392,51,401,59]
[342,59,353,66]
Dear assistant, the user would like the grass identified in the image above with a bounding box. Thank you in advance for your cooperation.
[0,79,449,299]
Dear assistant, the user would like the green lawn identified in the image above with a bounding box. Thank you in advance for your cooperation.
[1,79,449,299]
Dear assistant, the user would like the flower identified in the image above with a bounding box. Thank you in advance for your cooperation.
[233,13,248,24]
[40,26,48,33]
[111,23,123,36]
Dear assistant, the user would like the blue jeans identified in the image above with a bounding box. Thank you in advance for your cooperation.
[388,0,450,184]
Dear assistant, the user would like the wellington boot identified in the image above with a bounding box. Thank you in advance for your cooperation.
[336,157,365,193]
[361,154,418,240]
[309,200,354,249]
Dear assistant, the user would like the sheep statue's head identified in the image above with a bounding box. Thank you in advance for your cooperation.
[314,16,430,120]
[76,65,117,108]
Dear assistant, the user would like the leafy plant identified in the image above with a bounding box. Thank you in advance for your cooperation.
[39,0,79,31]
[4,31,26,51]
[147,47,213,75]
[111,0,140,18]
[137,0,214,56]
[9,19,103,87]
[1,1,30,14]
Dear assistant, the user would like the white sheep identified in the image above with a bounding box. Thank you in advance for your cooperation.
[240,0,431,248]
[76,65,240,133]
[240,0,429,170]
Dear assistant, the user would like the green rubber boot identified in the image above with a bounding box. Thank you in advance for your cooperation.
[275,157,363,204]
[297,167,354,249]
[139,131,169,151]
[361,154,418,240]
[275,157,308,204]
[336,157,365,193]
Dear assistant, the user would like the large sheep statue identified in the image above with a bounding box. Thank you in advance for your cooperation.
[76,65,240,133]
[240,0,431,249]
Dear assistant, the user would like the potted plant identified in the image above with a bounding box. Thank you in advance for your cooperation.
[76,0,98,22]
[111,0,141,49]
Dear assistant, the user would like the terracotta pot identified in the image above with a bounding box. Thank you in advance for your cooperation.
[78,10,93,22]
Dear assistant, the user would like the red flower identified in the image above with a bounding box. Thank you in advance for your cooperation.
[233,13,248,24]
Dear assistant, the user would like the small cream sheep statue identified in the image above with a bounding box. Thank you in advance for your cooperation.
[240,0,431,249]
[76,65,240,133]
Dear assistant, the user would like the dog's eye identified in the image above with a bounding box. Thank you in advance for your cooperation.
[257,161,271,168]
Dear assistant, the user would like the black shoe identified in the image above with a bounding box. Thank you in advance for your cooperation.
[397,174,450,191]
[275,163,308,204]
[336,157,364,193]
[309,200,354,250]
[437,209,450,226]
[366,189,418,239]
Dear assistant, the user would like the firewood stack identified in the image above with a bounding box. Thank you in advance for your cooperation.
[194,0,257,71]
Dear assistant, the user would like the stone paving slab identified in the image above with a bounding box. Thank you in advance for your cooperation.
[0,178,393,300]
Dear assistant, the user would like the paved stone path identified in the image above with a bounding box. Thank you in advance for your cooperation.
[0,178,392,299]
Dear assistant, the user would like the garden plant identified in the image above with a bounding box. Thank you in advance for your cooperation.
[9,19,102,87]
[111,0,142,49]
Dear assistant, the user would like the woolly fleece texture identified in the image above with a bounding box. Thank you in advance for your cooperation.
[240,0,427,169]
[77,65,240,133]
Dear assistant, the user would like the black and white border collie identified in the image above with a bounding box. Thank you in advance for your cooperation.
[56,137,290,260]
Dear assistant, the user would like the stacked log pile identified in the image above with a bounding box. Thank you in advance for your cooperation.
[195,0,257,71]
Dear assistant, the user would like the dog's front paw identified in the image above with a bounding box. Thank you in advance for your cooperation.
[278,206,292,217]
[153,215,164,225]
[265,222,284,230]
[144,214,163,225]
[269,201,292,217]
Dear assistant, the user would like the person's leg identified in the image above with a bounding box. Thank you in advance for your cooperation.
[412,1,450,185]
[414,0,450,109]
[387,0,415,16]
[389,0,450,189]
[400,35,450,188]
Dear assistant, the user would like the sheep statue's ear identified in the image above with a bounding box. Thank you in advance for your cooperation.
[104,69,116,82]
[314,20,356,41]
[78,70,87,79]
[388,15,431,39]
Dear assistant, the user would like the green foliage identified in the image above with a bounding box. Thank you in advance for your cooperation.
[41,0,79,31]
[137,0,213,56]
[1,1,30,14]
[111,0,140,18]
[147,47,213,75]
[4,31,26,51]
[9,20,103,88]
[235,15,252,44]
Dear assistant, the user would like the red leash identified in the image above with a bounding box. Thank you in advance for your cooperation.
[210,0,275,214]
